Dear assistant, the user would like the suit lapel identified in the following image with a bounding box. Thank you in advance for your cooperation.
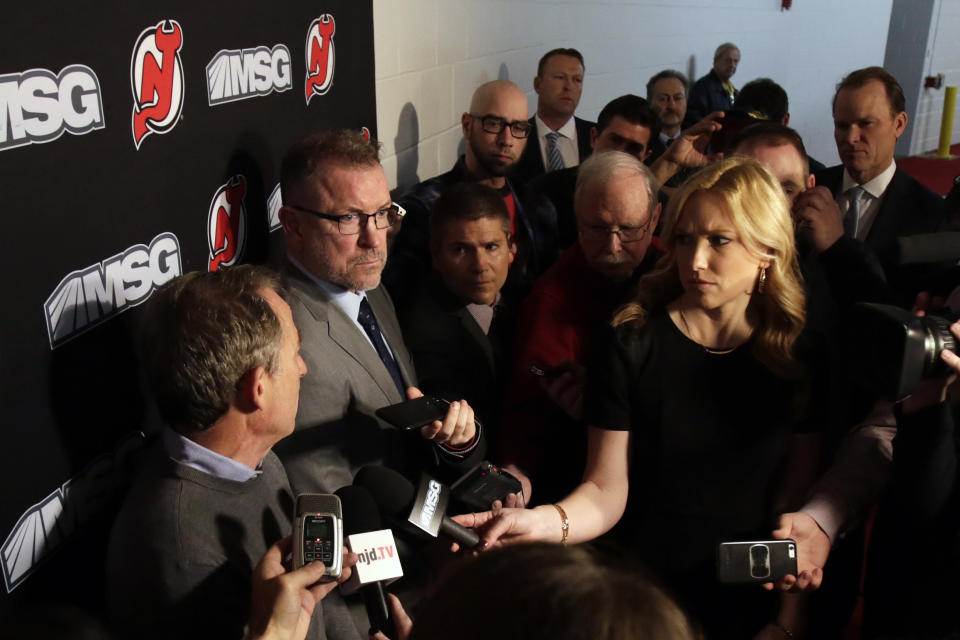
[575,117,593,162]
[286,265,406,401]
[865,168,908,253]
[366,287,415,389]
[455,307,495,371]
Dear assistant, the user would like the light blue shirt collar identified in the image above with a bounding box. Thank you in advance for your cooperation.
[288,256,384,353]
[162,428,260,482]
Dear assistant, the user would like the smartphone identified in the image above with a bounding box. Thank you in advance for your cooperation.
[293,493,343,581]
[375,395,450,431]
[451,462,523,510]
[528,364,561,378]
[716,539,797,584]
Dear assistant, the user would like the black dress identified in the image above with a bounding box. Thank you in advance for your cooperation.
[585,311,820,637]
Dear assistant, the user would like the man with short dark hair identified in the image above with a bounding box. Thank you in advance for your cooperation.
[397,183,516,444]
[731,78,826,172]
[814,66,947,303]
[512,48,595,183]
[387,81,558,304]
[531,94,659,247]
[734,77,789,124]
[500,151,662,503]
[276,129,482,497]
[686,42,740,124]
[106,266,360,640]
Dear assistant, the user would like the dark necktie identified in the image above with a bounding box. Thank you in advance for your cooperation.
[356,298,406,396]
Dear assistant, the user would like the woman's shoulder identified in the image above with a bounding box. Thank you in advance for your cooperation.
[605,310,675,358]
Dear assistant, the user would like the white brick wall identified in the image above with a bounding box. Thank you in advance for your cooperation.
[909,0,960,155]
[375,0,893,190]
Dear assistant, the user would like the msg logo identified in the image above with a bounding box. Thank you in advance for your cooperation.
[44,232,182,349]
[0,65,105,152]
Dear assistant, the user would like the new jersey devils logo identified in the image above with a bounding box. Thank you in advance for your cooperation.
[207,175,247,272]
[304,14,335,104]
[131,19,185,149]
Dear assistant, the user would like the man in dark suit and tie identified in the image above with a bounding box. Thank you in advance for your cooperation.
[812,66,947,304]
[397,182,517,451]
[512,48,595,184]
[274,130,482,496]
[530,94,659,247]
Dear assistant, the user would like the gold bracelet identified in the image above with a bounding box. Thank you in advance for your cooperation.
[552,503,569,544]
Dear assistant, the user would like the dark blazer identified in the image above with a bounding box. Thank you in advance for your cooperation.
[529,165,579,249]
[275,262,482,494]
[511,115,594,185]
[814,164,947,302]
[397,274,515,441]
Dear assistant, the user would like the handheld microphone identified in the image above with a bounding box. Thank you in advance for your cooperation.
[334,485,400,638]
[354,466,481,549]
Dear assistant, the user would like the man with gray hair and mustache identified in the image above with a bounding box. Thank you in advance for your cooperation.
[498,151,663,503]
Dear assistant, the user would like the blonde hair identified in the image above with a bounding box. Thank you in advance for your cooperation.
[613,156,806,376]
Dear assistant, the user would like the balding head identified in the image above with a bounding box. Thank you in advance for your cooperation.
[462,80,530,186]
[470,80,527,114]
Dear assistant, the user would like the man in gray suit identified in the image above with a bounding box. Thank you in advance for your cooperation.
[275,130,482,495]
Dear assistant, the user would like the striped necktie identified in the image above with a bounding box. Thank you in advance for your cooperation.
[845,186,865,239]
[545,131,565,172]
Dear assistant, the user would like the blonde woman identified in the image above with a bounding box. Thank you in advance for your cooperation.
[460,157,823,637]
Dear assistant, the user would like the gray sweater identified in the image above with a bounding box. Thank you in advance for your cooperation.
[106,441,361,640]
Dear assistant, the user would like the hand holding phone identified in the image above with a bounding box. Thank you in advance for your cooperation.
[293,494,344,581]
[375,396,450,431]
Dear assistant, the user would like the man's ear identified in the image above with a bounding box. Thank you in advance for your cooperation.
[783,112,790,126]
[807,173,816,189]
[533,75,542,95]
[649,201,663,230]
[893,111,907,138]
[236,366,268,412]
[461,112,472,138]
[590,126,599,149]
[279,206,299,237]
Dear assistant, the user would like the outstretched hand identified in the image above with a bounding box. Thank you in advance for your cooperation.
[451,505,558,550]
[762,512,829,592]
[663,111,725,169]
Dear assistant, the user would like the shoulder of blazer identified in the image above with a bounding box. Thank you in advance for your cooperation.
[283,264,332,324]
[574,117,595,160]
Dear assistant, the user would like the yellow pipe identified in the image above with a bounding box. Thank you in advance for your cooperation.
[937,85,957,158]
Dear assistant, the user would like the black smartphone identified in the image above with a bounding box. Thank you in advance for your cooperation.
[450,462,522,510]
[528,364,561,378]
[716,539,798,584]
[375,396,449,431]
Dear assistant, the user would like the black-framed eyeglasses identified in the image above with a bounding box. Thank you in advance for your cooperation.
[470,114,532,139]
[288,202,406,235]
[579,219,653,244]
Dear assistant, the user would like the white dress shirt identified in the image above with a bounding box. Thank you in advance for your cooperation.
[534,114,580,169]
[839,160,897,241]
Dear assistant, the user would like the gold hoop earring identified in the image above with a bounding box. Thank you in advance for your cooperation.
[757,267,767,294]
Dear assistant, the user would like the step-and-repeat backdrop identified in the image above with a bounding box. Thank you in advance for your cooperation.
[0,2,375,616]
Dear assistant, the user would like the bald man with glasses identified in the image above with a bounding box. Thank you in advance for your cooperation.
[386,80,559,305]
